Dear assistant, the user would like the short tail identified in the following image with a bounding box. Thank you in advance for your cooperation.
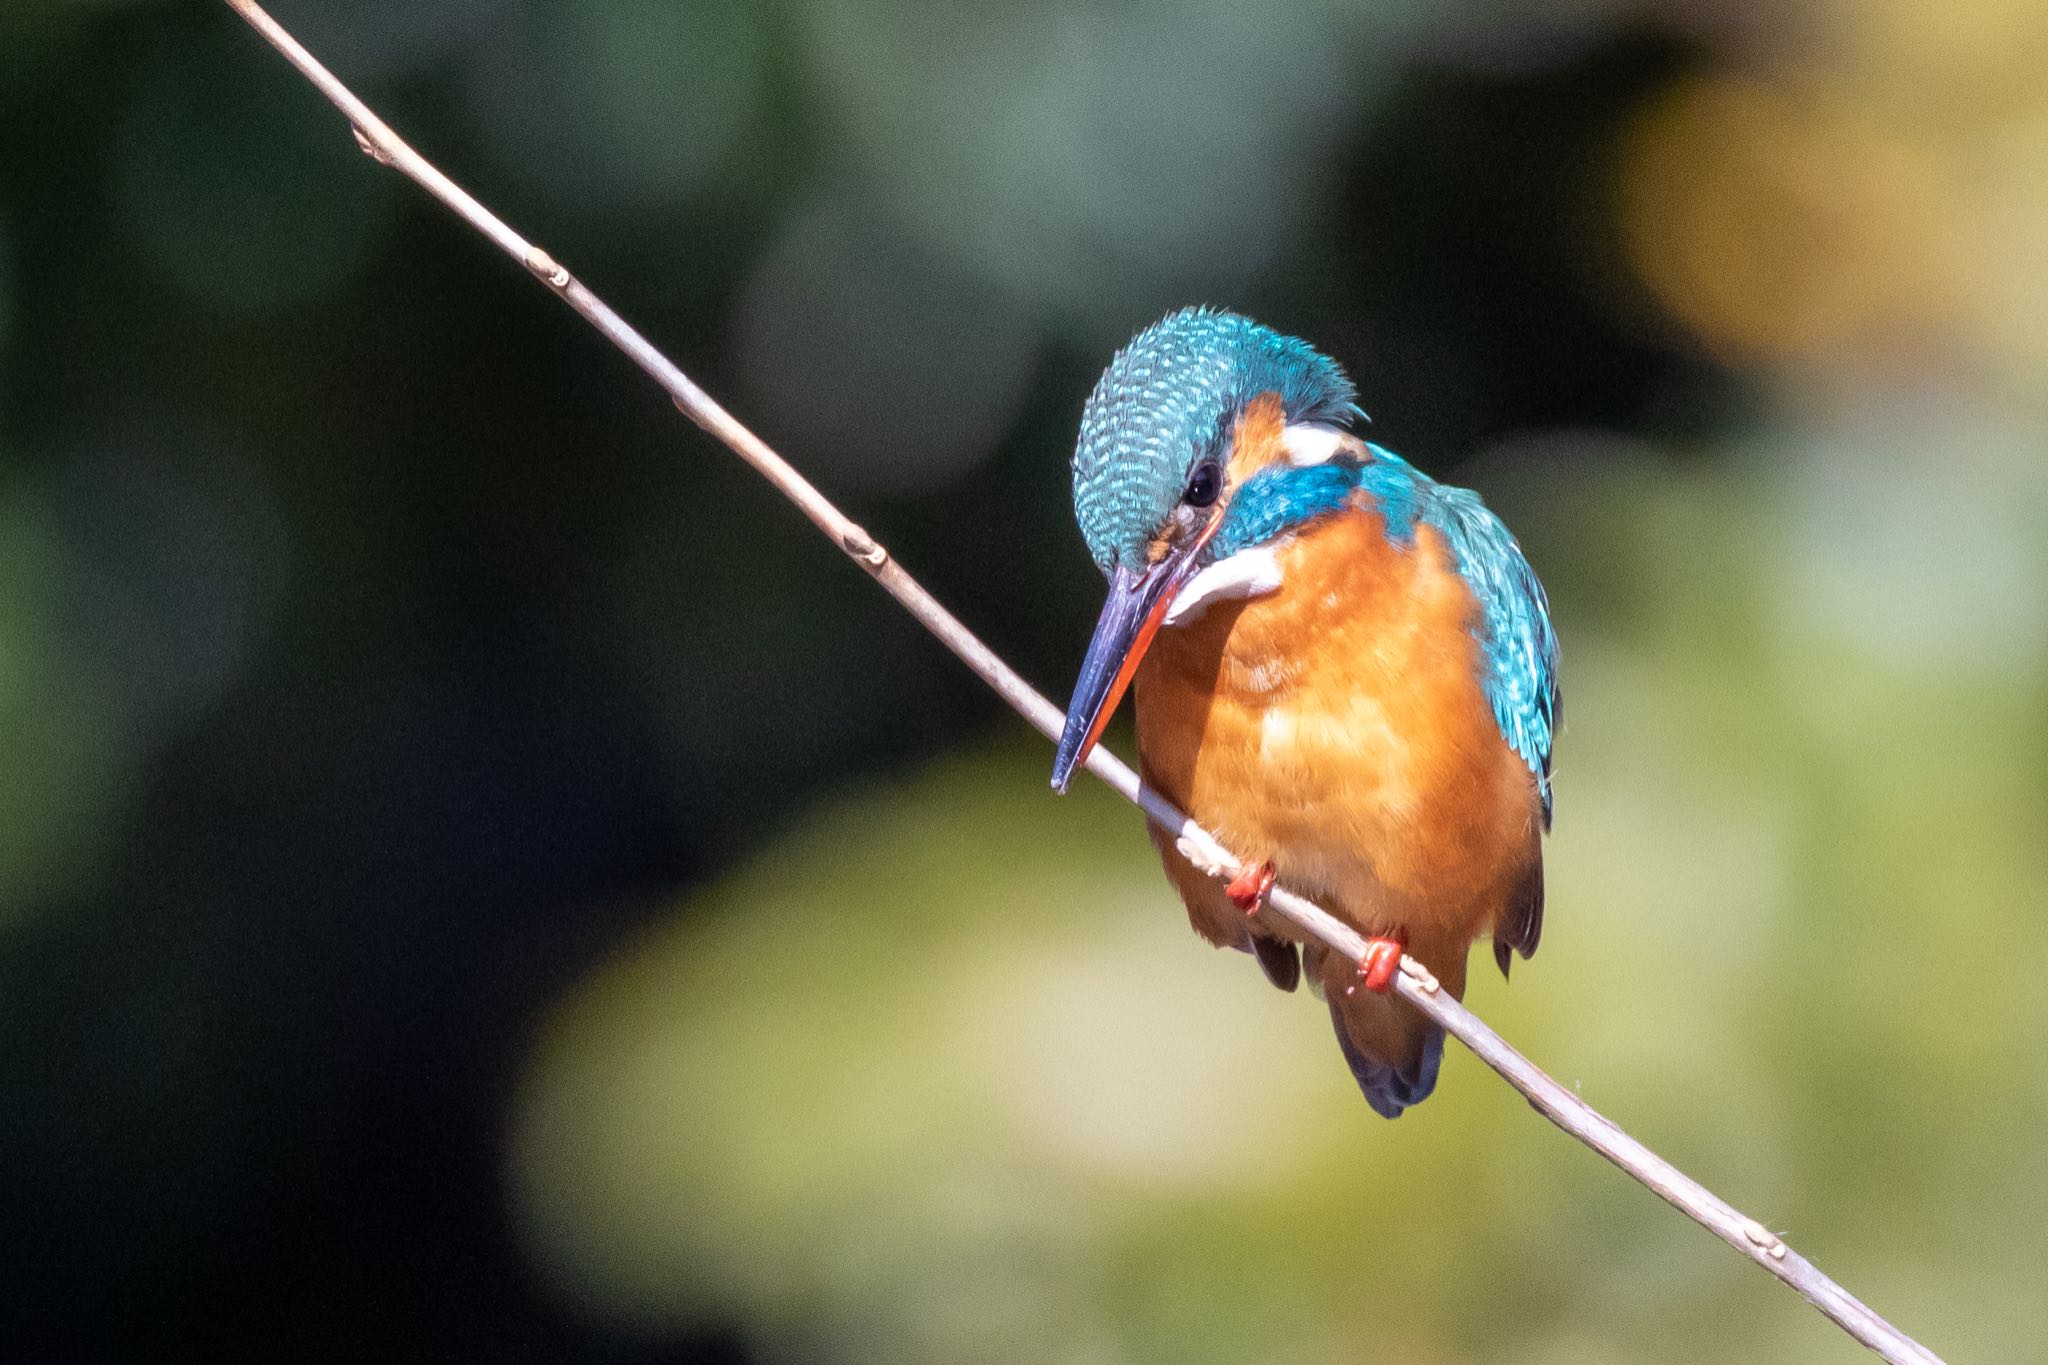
[1328,996,1445,1119]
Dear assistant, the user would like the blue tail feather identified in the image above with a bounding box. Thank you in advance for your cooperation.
[1329,1000,1444,1119]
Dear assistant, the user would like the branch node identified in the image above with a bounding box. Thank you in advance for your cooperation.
[670,392,716,433]
[1399,957,1441,994]
[524,246,572,289]
[350,123,395,165]
[840,526,888,569]
[1742,1218,1789,1259]
[1174,834,1230,879]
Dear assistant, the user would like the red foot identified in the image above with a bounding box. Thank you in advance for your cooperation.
[1225,860,1277,916]
[1356,935,1405,994]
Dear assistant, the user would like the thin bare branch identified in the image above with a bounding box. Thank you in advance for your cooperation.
[219,5,1945,1361]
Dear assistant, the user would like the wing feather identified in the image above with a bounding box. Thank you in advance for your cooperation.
[1426,483,1561,827]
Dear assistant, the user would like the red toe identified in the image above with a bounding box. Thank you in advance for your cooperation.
[1225,860,1277,915]
[1357,936,1404,993]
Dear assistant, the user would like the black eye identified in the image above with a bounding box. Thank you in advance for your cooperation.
[1182,461,1223,508]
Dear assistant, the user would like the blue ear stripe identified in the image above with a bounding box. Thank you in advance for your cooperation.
[1214,458,1363,558]
[1212,445,1425,559]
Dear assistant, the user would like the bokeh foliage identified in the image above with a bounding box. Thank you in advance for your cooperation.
[1,0,2043,1361]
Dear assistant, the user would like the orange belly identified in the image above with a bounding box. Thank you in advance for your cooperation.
[1133,506,1541,999]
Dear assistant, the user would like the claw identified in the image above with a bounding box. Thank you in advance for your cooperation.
[1356,934,1405,994]
[1225,860,1277,916]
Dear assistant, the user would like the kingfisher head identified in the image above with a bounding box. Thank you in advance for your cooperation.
[1051,307,1362,791]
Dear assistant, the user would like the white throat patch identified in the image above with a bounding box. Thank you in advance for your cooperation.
[1165,546,1284,626]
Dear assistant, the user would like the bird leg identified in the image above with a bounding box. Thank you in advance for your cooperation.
[1225,859,1277,916]
[1355,930,1407,994]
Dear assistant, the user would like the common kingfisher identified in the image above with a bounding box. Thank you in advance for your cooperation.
[1051,308,1559,1118]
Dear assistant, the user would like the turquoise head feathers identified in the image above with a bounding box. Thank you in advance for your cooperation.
[1071,308,1362,574]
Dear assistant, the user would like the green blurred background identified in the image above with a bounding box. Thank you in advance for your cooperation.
[3,0,2044,1361]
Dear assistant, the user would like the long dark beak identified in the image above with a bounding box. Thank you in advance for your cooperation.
[1051,517,1219,793]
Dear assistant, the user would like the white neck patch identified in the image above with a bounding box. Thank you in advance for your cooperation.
[1165,545,1284,626]
[1281,421,1347,467]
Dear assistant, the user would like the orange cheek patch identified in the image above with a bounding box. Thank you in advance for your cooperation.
[1225,391,1291,486]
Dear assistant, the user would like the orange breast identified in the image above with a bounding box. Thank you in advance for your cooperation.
[1133,505,1541,944]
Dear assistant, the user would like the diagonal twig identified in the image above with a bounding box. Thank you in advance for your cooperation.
[218,5,1945,1360]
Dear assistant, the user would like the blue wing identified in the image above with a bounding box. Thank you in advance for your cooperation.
[1425,482,1561,828]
